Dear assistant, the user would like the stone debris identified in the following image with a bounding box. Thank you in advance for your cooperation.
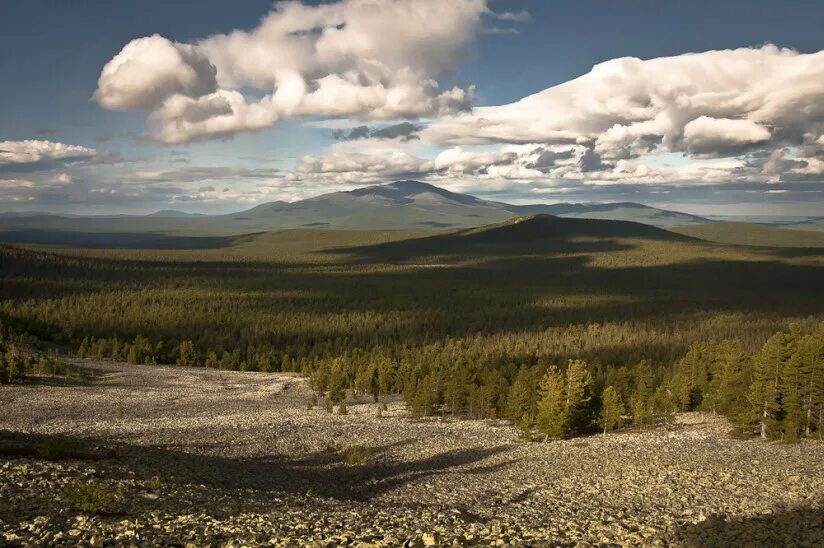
[1,360,823,546]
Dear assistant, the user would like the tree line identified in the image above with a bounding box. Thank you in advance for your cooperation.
[65,321,824,442]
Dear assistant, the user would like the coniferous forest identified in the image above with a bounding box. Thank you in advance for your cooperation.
[2,222,824,442]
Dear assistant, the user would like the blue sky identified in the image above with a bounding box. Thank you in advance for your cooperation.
[2,0,824,215]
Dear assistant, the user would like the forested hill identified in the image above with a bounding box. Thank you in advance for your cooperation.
[329,214,698,263]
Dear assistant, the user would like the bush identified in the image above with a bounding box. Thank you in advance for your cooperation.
[62,479,123,514]
[345,445,374,465]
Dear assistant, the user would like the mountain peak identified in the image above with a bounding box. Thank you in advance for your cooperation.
[346,180,497,207]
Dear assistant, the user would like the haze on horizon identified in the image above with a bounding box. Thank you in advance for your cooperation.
[2,0,824,217]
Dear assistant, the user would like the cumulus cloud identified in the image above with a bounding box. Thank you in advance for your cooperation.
[682,116,771,155]
[96,0,494,143]
[95,35,218,110]
[0,140,96,166]
[424,45,824,162]
[147,90,279,143]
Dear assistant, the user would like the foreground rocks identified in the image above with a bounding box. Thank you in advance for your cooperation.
[1,360,823,546]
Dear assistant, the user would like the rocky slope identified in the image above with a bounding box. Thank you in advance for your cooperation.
[1,361,823,546]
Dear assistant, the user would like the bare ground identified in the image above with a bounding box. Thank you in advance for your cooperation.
[1,360,823,546]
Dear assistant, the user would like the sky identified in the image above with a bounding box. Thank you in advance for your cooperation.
[1,0,824,216]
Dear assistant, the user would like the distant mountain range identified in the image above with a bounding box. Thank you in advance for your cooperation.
[0,180,713,234]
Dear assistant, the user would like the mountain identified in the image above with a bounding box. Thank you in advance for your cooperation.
[0,180,711,239]
[777,218,824,233]
[226,180,710,231]
[674,222,824,248]
[230,180,512,230]
[146,210,206,218]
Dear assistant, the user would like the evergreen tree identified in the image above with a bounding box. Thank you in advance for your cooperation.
[5,344,25,383]
[178,340,197,367]
[0,351,7,384]
[599,385,625,435]
[506,365,537,423]
[536,365,567,439]
[565,359,593,434]
[671,342,709,410]
[111,337,122,360]
[631,360,653,428]
[792,333,824,437]
[327,358,348,404]
[747,332,789,439]
[77,336,90,359]
[650,386,676,426]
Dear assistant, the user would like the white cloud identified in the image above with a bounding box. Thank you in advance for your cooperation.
[95,34,217,110]
[0,140,96,166]
[295,140,433,183]
[96,0,489,143]
[147,90,279,144]
[424,45,824,161]
[682,116,771,154]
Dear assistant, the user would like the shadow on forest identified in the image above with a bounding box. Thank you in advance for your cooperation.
[0,430,514,503]
[675,505,824,547]
[0,230,262,249]
[3,227,824,367]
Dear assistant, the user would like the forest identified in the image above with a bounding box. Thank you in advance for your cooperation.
[2,220,824,441]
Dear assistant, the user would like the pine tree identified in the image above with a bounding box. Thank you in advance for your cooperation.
[77,336,90,359]
[650,386,676,426]
[506,365,537,423]
[631,360,653,428]
[178,340,197,367]
[599,385,625,435]
[711,340,750,420]
[111,338,122,360]
[671,342,709,410]
[747,332,788,439]
[792,334,824,437]
[536,365,567,439]
[0,351,7,384]
[5,345,25,383]
[327,358,347,404]
[565,359,593,434]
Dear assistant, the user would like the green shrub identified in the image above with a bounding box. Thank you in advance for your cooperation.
[345,445,374,465]
[62,479,123,514]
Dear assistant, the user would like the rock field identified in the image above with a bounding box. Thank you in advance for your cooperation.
[1,360,823,546]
